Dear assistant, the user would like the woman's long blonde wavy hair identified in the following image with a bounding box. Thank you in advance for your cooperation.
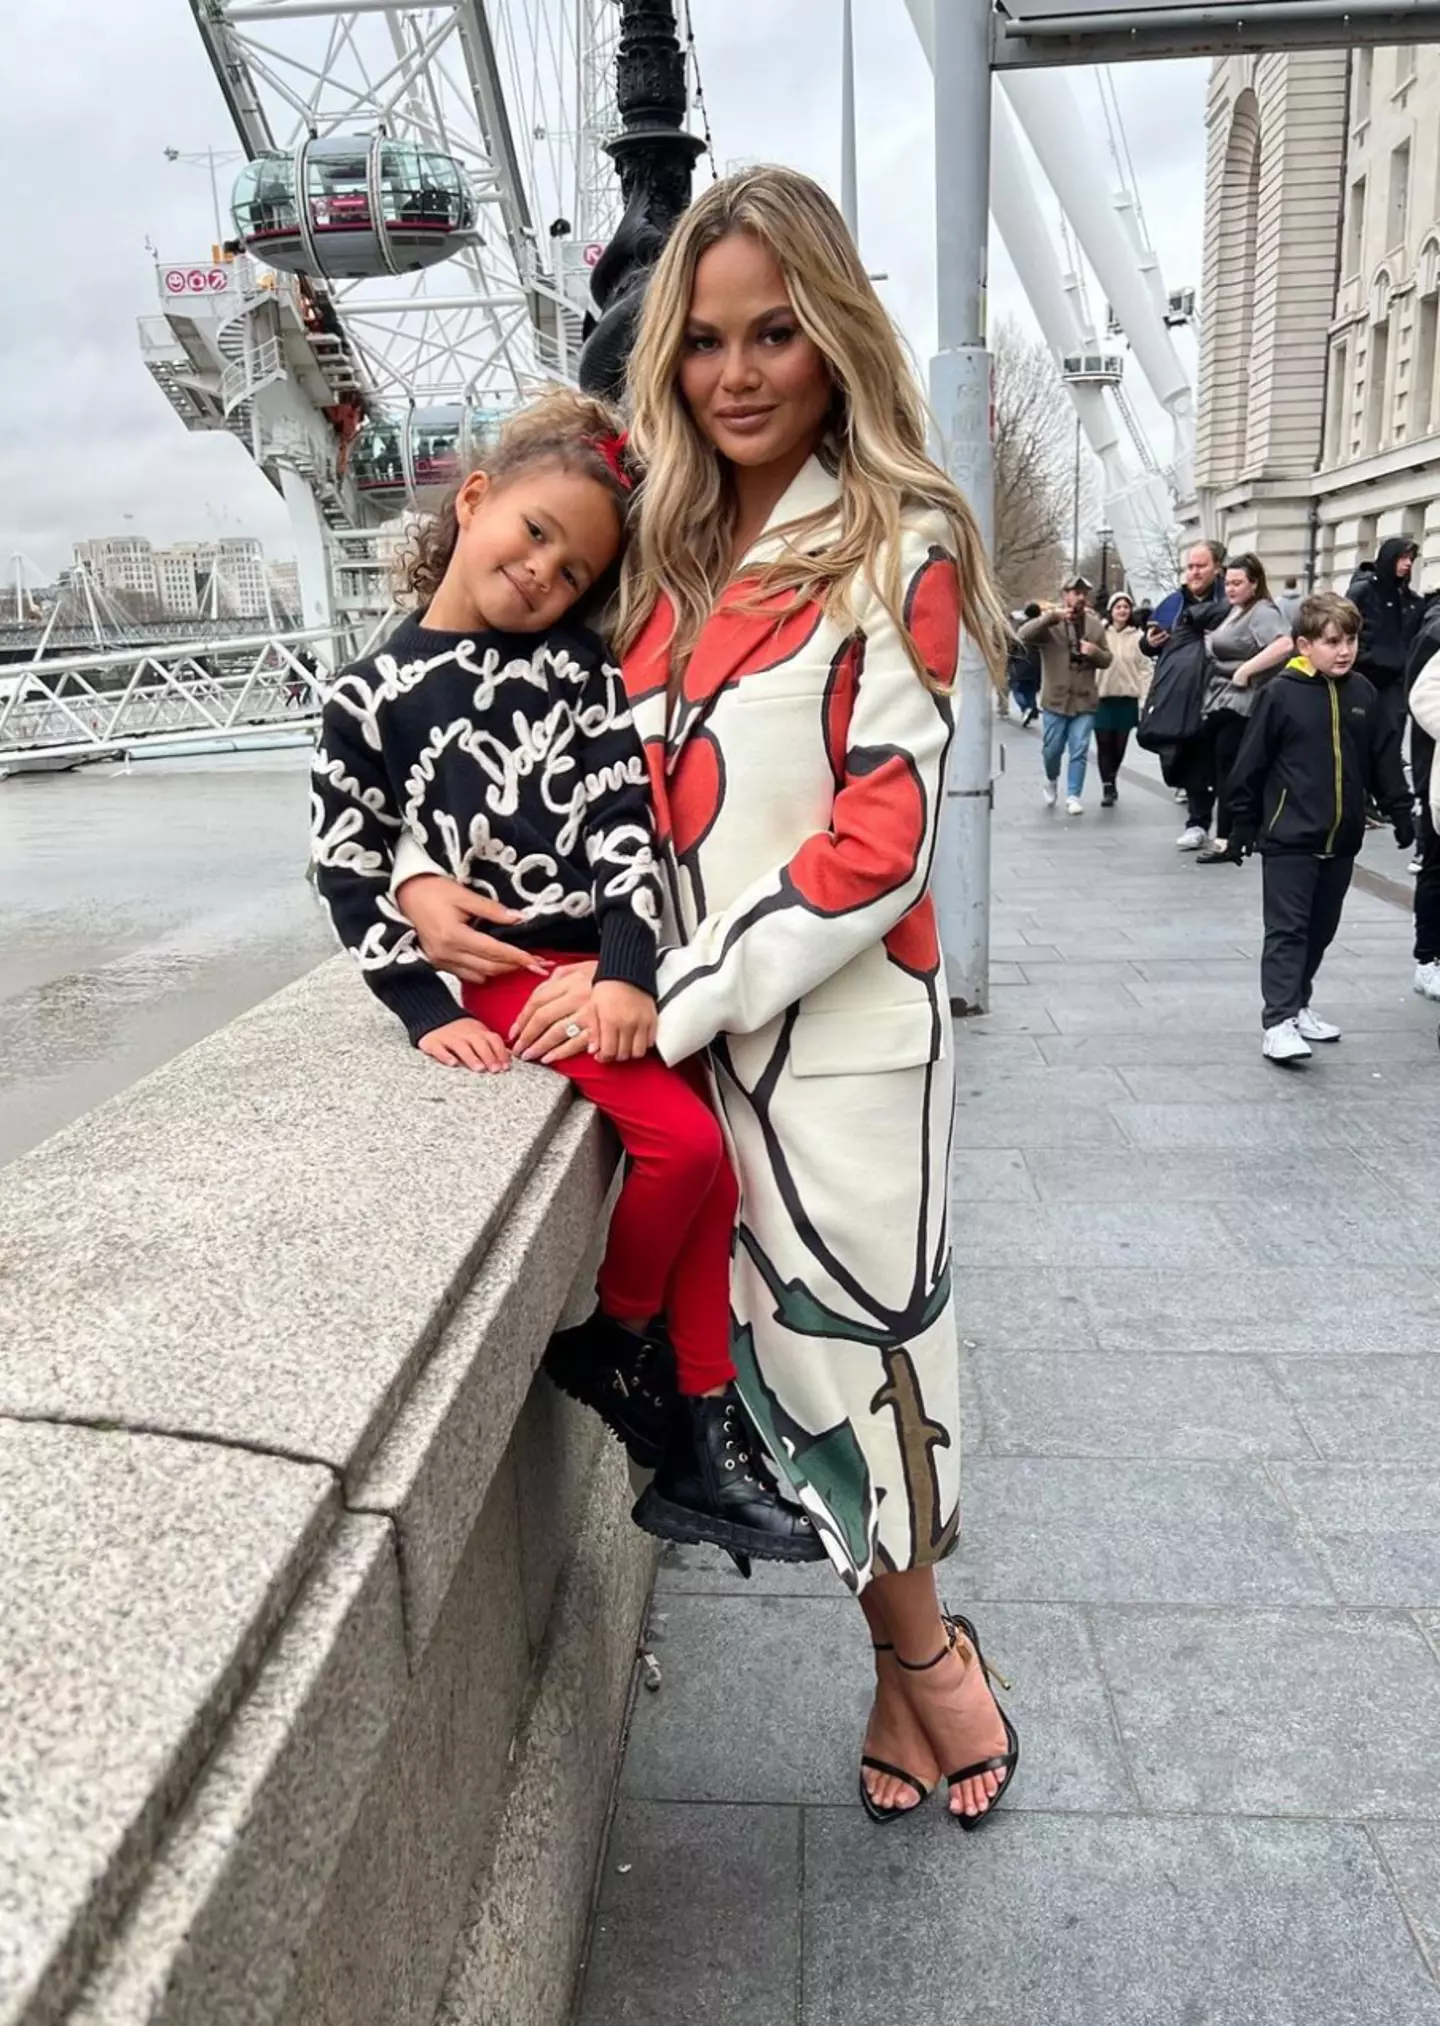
[615,165,1009,694]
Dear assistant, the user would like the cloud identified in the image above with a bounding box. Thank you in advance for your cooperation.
[0,0,1209,577]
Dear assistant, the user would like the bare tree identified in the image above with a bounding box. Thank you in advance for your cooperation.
[991,317,1073,608]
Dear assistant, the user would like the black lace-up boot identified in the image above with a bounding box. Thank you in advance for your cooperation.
[632,1385,828,1564]
[543,1310,676,1471]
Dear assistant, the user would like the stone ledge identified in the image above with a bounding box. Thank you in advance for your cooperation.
[0,958,574,1475]
[0,1424,337,2026]
[2,956,653,2026]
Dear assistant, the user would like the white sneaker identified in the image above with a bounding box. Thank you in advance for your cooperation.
[1415,960,1440,1002]
[1296,1007,1341,1043]
[1066,796,1084,815]
[1263,1018,1313,1064]
[1176,825,1209,851]
[1043,780,1058,807]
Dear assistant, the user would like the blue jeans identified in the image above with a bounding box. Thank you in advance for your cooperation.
[1041,710,1095,799]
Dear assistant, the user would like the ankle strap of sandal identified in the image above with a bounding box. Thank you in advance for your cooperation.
[895,1637,954,1673]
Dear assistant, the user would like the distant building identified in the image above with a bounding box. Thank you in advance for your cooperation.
[267,558,302,618]
[1197,45,1440,586]
[154,548,200,616]
[69,532,287,624]
[73,537,160,604]
[211,537,270,619]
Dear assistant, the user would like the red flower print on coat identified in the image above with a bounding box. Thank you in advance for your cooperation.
[905,551,962,688]
[681,583,825,706]
[783,552,959,921]
[671,728,725,861]
[641,736,671,846]
[787,748,928,917]
[624,597,675,709]
[824,635,862,786]
[884,894,940,977]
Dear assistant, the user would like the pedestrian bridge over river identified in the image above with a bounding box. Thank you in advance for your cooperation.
[0,629,338,770]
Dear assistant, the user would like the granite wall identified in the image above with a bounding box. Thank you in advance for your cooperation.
[0,957,656,2026]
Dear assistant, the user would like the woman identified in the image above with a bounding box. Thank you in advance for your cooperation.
[396,167,1019,1827]
[1196,553,1292,862]
[1092,591,1148,807]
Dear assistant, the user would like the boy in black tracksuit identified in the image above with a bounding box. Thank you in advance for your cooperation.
[1225,591,1414,1062]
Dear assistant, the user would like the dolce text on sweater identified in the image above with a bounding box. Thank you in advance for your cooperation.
[311,615,663,1043]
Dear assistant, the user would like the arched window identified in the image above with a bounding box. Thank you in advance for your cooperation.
[1366,272,1393,451]
[1415,241,1440,436]
[1212,91,1261,479]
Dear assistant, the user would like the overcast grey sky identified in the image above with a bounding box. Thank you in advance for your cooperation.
[0,1,1207,578]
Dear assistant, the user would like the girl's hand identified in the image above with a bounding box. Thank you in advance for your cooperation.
[417,1016,511,1073]
[1231,664,1253,688]
[592,981,659,1064]
[395,874,552,983]
[509,961,598,1064]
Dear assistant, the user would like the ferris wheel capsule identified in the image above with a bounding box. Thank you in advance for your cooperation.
[231,136,476,280]
[349,401,522,516]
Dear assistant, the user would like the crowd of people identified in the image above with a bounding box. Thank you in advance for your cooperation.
[1004,537,1440,1061]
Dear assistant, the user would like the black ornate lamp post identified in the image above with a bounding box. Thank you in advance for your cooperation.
[578,0,705,400]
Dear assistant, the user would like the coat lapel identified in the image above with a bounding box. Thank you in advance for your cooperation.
[658,455,843,775]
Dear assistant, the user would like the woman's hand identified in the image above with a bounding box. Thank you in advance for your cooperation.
[1230,664,1253,689]
[395,874,551,983]
[508,961,599,1064]
[417,1017,510,1073]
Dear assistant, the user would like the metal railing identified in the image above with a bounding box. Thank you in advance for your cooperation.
[220,335,286,416]
[0,627,345,766]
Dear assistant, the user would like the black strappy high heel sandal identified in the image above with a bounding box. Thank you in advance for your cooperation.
[857,1640,936,1825]
[896,1614,1019,1832]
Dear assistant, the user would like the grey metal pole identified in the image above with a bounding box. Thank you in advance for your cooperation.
[928,0,994,1015]
[841,0,858,238]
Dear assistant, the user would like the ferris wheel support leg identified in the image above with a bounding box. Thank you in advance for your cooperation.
[929,0,994,1016]
[279,467,337,665]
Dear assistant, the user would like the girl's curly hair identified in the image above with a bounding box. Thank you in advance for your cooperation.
[398,384,636,612]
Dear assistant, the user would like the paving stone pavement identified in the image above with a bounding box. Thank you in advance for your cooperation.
[574,728,1440,2026]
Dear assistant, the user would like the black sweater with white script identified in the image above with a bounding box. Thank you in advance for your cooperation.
[311,615,662,1043]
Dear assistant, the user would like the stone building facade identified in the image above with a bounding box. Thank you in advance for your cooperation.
[1196,44,1440,588]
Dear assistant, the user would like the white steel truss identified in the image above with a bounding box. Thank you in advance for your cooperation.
[188,1,622,403]
[0,627,368,767]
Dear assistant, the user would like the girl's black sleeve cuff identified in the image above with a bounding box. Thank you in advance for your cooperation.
[595,911,659,998]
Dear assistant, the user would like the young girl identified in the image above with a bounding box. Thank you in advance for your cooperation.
[310,388,818,1568]
[1095,591,1148,806]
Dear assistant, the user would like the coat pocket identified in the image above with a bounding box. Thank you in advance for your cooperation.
[788,1003,943,1078]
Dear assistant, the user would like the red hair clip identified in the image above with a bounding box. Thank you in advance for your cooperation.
[593,430,633,490]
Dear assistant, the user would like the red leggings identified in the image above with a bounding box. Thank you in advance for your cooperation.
[461,962,737,1395]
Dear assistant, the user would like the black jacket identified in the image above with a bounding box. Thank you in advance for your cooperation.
[1349,537,1422,688]
[1227,656,1410,858]
[1404,598,1440,693]
[1135,584,1228,753]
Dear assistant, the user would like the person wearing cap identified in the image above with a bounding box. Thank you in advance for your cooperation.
[1018,576,1111,813]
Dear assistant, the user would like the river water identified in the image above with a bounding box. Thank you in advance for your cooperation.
[0,749,336,1168]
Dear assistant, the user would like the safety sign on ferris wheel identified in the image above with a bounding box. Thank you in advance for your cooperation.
[161,265,233,297]
[583,242,604,267]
